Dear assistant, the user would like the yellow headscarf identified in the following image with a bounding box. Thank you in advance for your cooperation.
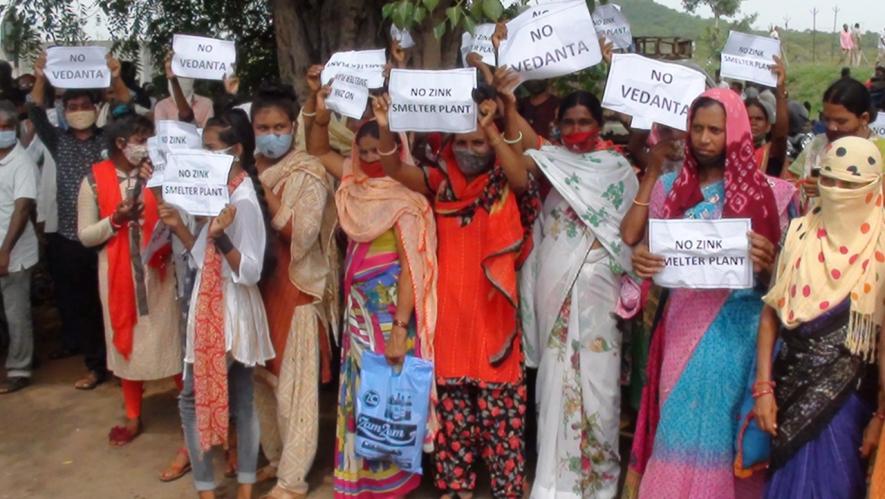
[764,136,884,361]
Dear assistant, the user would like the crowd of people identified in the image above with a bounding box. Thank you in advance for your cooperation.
[0,23,883,499]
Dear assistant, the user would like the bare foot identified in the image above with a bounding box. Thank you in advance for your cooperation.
[256,464,277,483]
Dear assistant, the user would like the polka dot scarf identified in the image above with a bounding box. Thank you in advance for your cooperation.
[764,136,884,361]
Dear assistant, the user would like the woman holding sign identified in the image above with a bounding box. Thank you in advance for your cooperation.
[307,78,439,498]
[374,91,539,498]
[249,83,340,499]
[518,91,639,498]
[629,88,794,499]
[76,115,181,445]
[755,136,884,498]
[161,115,272,498]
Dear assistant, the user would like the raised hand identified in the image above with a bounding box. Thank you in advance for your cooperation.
[771,55,786,90]
[34,51,47,79]
[371,93,392,128]
[223,71,240,96]
[478,99,498,130]
[493,66,520,108]
[306,64,324,94]
[390,40,408,68]
[491,22,508,53]
[600,37,615,66]
[164,53,174,79]
[106,55,122,79]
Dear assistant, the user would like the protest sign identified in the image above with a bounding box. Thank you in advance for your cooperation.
[146,137,166,188]
[45,46,110,89]
[720,31,781,88]
[592,3,633,50]
[390,25,415,49]
[162,150,233,216]
[172,34,236,81]
[326,72,370,120]
[601,53,705,131]
[870,112,885,137]
[649,218,753,289]
[388,68,477,134]
[498,0,603,81]
[156,120,203,153]
[322,49,387,89]
[461,23,497,67]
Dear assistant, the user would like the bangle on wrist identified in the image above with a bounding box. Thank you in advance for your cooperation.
[752,389,774,399]
[301,110,317,117]
[214,233,234,254]
[378,144,399,157]
[502,131,523,145]
[392,319,409,329]
[632,198,650,207]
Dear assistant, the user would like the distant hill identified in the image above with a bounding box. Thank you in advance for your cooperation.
[618,0,709,39]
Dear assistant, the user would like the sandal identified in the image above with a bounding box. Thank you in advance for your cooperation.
[74,370,107,390]
[159,447,192,482]
[108,420,142,446]
[0,377,30,394]
[261,484,307,499]
[256,464,277,483]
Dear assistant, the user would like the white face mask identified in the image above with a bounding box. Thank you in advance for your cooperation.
[122,143,149,165]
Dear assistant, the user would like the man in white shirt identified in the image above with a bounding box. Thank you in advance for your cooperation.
[0,101,38,393]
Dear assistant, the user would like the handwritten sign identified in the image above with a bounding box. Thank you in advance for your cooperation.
[649,218,753,289]
[592,3,632,50]
[870,112,885,137]
[391,25,415,49]
[601,53,706,131]
[326,72,370,120]
[388,68,477,134]
[720,31,781,88]
[45,46,110,89]
[146,137,166,188]
[162,150,233,216]
[461,23,497,67]
[322,49,387,89]
[172,34,236,81]
[156,120,203,153]
[498,0,603,81]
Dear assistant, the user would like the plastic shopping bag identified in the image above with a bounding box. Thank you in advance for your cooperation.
[355,351,433,474]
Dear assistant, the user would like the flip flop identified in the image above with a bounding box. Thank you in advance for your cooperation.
[159,447,192,482]
[108,421,142,446]
[74,371,107,390]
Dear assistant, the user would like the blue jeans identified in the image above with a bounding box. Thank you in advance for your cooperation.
[179,361,259,491]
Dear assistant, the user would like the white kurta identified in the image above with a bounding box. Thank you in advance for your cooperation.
[184,177,274,366]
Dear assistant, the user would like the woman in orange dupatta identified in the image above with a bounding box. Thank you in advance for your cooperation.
[307,77,438,497]
[76,114,180,446]
[373,92,539,498]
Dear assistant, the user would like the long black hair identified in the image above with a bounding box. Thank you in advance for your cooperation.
[823,78,873,118]
[204,112,276,278]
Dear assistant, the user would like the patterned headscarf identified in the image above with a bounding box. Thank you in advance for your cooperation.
[662,88,781,245]
[764,136,884,361]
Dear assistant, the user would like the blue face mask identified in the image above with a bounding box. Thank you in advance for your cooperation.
[0,130,16,149]
[255,132,293,160]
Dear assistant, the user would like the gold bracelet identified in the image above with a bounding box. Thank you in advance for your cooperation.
[301,110,317,117]
[378,144,398,157]
[632,198,650,207]
[502,131,523,145]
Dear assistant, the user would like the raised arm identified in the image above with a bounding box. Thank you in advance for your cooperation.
[621,141,672,246]
[306,85,346,180]
[768,56,789,170]
[479,99,531,195]
[164,54,195,124]
[374,94,430,195]
[27,52,59,154]
[106,55,132,104]
[493,67,539,152]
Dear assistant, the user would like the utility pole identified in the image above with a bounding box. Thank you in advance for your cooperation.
[811,8,819,63]
[783,16,790,31]
[831,6,840,61]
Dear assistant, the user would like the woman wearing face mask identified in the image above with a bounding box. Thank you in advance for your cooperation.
[515,91,638,498]
[375,91,538,498]
[246,82,339,499]
[627,89,796,499]
[783,78,884,207]
[76,115,180,445]
[755,136,884,498]
[307,77,439,499]
[155,54,214,127]
[160,116,271,499]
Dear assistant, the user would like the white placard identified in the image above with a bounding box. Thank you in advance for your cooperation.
[498,0,603,81]
[388,68,477,134]
[162,150,232,216]
[322,49,387,89]
[720,31,780,88]
[45,46,111,89]
[172,34,236,81]
[156,120,203,153]
[870,112,885,137]
[649,218,753,289]
[592,3,632,50]
[146,137,166,188]
[461,24,497,67]
[601,53,706,131]
[391,25,415,49]
[326,72,370,120]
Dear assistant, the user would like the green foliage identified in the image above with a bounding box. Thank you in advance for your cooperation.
[0,0,89,64]
[682,0,740,20]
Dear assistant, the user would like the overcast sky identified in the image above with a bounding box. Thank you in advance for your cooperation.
[653,0,884,33]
